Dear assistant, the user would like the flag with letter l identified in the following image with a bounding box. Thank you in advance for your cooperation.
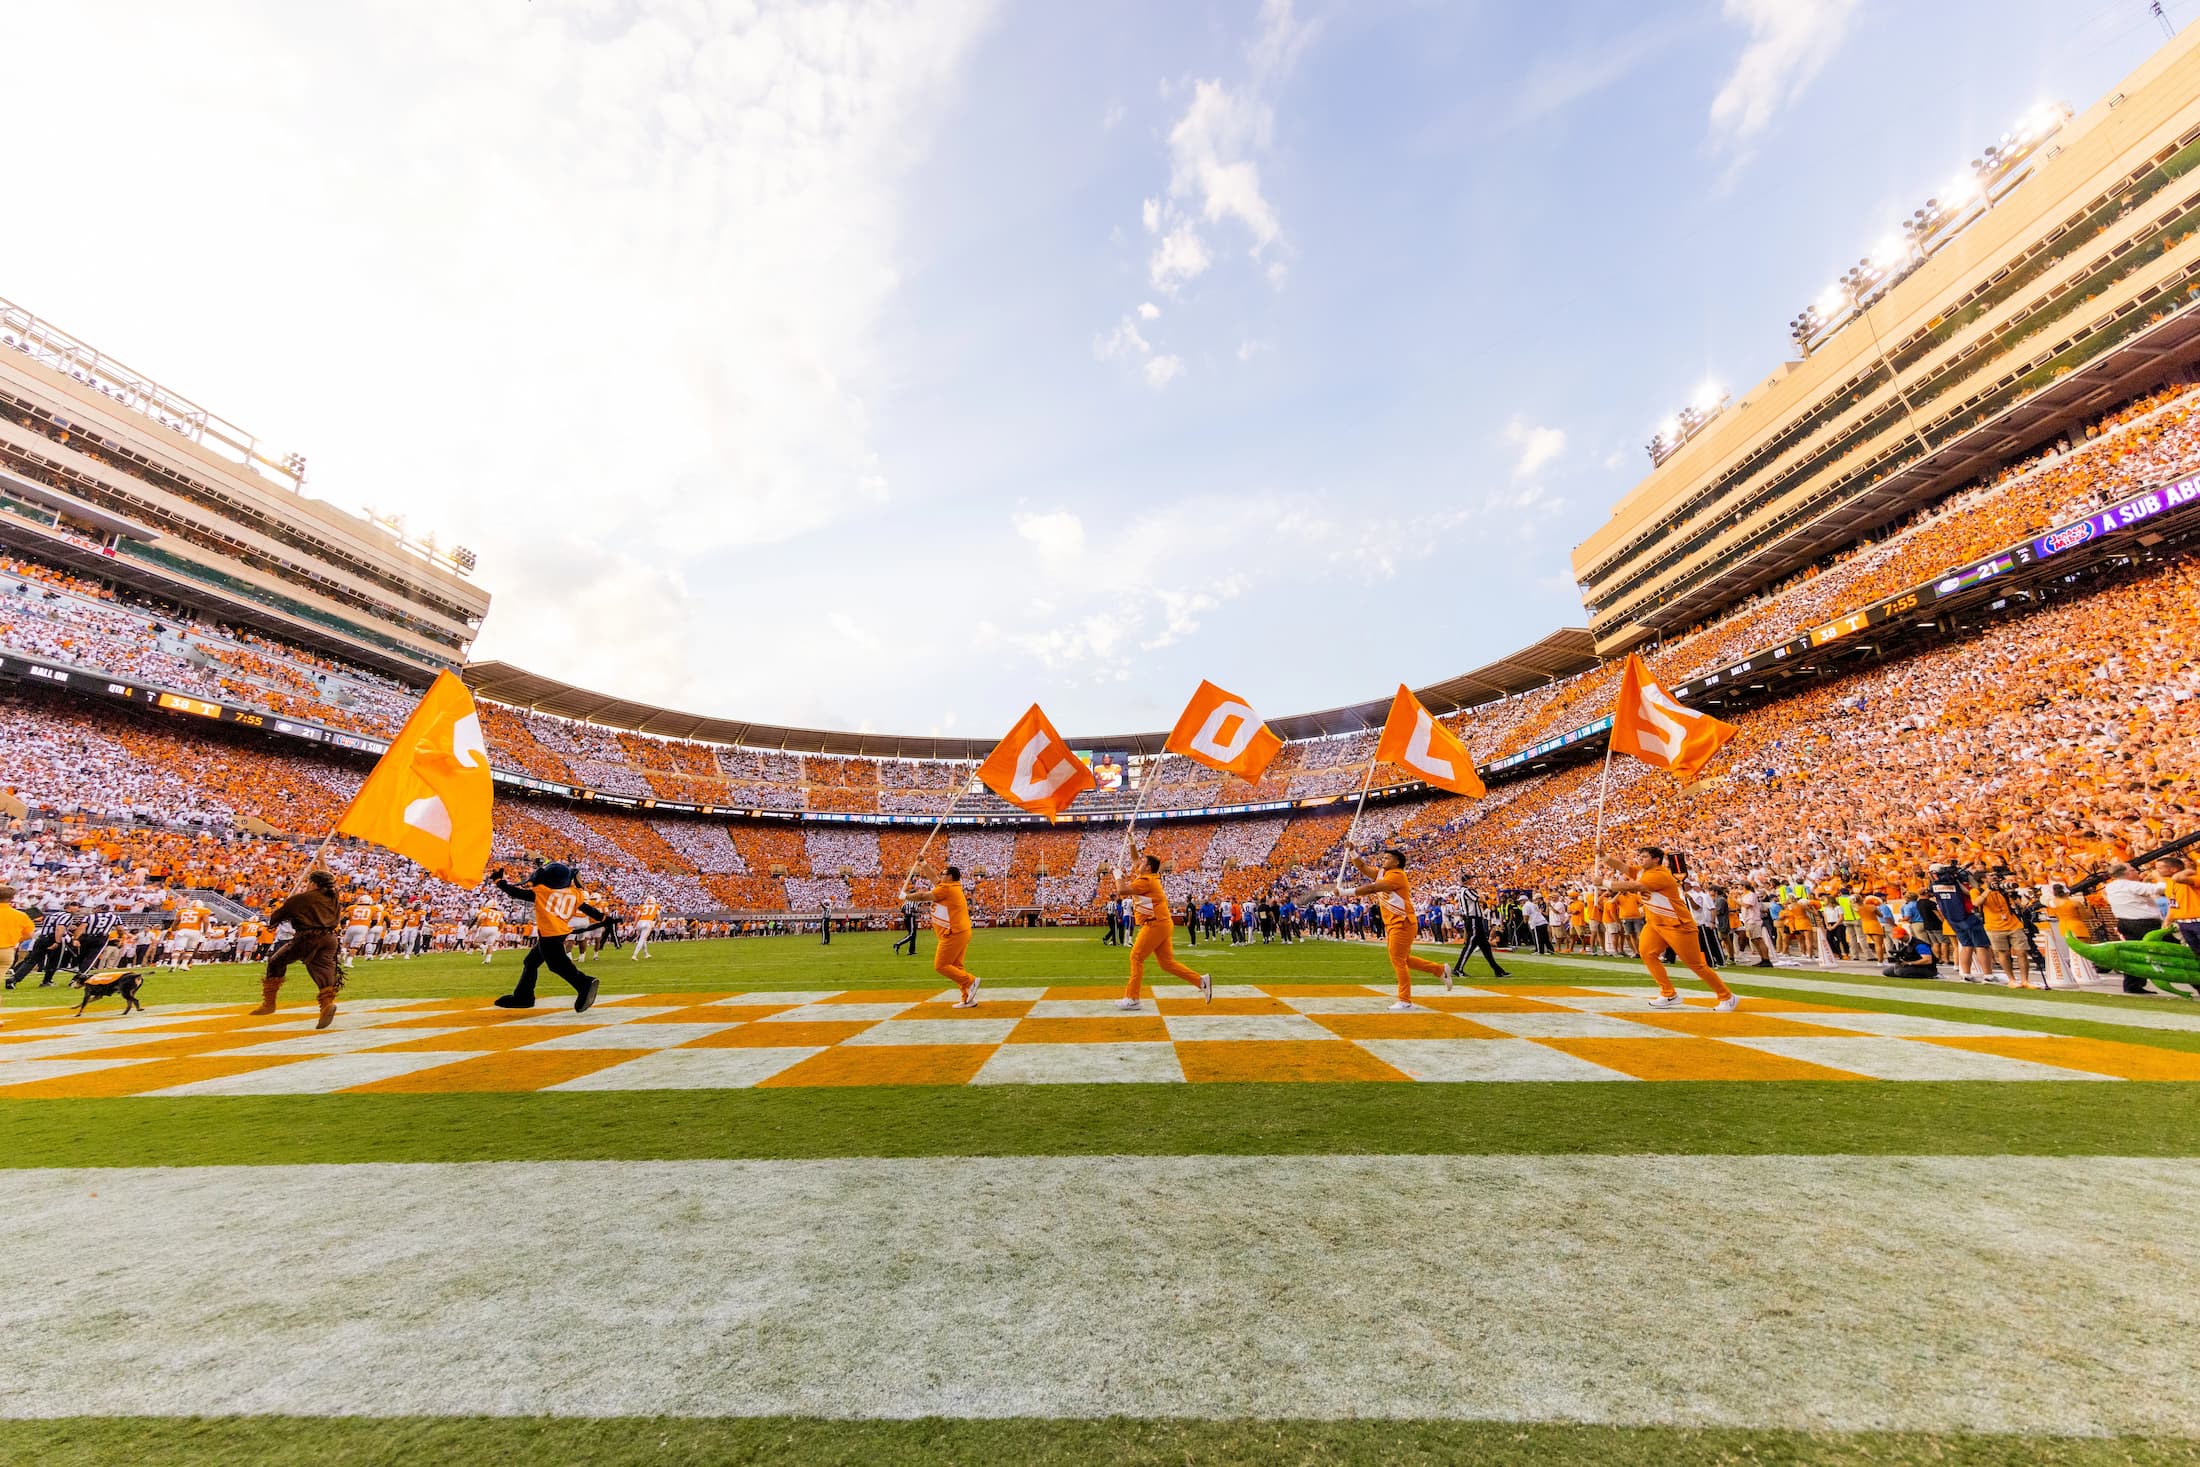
[1164,679,1283,782]
[1608,653,1737,781]
[1374,685,1485,798]
[334,670,495,884]
[976,703,1095,820]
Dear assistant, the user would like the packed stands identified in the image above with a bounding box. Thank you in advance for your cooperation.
[6,381,2200,937]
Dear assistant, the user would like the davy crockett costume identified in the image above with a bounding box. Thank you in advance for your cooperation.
[253,869,346,1029]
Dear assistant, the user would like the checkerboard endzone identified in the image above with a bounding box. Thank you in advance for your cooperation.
[1,986,2191,1096]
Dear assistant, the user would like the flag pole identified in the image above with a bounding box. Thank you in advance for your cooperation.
[901,761,975,891]
[1590,740,1616,879]
[1117,753,1163,868]
[1334,753,1381,887]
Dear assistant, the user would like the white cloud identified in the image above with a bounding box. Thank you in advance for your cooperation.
[1137,301,1161,321]
[1095,315,1151,361]
[1014,509,1088,567]
[1141,587,1219,650]
[1503,419,1567,478]
[1148,222,1213,292]
[1102,98,1126,130]
[1167,80,1279,253]
[1105,0,1311,353]
[1507,16,1691,130]
[1142,354,1186,390]
[1710,0,1857,142]
[1248,0,1318,82]
[1236,338,1271,362]
[0,0,1001,715]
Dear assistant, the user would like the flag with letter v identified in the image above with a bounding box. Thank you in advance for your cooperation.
[1374,684,1484,798]
[1164,679,1283,783]
[1607,652,1736,781]
[334,670,495,884]
[976,703,1095,820]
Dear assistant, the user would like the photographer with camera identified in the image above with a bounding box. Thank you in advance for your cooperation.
[1976,868,2036,988]
[1928,863,1993,982]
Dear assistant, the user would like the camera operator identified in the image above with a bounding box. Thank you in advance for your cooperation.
[1975,868,2035,988]
[1929,863,1993,981]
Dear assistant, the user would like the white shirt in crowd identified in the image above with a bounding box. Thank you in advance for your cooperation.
[2102,877,2166,920]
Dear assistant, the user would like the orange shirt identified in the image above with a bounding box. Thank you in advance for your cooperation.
[1616,892,1642,922]
[927,880,971,936]
[533,884,582,939]
[2047,895,2091,938]
[475,906,502,928]
[1634,866,1687,924]
[638,900,661,922]
[347,899,375,927]
[1124,874,1169,928]
[1367,869,1413,930]
[1980,888,2021,934]
[174,905,205,933]
[2165,877,2200,922]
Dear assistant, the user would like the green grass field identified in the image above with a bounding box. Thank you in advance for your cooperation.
[7,931,2198,1463]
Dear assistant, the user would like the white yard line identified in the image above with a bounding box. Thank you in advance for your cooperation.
[3,1155,2196,1431]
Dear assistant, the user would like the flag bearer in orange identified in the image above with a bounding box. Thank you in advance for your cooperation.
[1598,845,1738,1011]
[1108,854,1211,1010]
[1342,848,1450,1010]
[903,864,981,1008]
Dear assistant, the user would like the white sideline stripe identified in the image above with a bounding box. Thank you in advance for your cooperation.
[3,1156,2197,1431]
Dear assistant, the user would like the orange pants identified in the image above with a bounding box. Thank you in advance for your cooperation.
[1127,922,1201,1001]
[1638,919,1732,1000]
[933,929,976,997]
[1385,927,1447,1002]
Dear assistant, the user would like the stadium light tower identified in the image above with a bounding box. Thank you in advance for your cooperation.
[1788,102,2071,358]
[1646,380,1729,466]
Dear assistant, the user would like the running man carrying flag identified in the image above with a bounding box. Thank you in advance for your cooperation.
[1108,854,1210,1011]
[1341,847,1450,1010]
[1598,845,1739,1012]
[902,864,982,1008]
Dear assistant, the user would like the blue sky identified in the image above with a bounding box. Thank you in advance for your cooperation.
[5,0,2179,737]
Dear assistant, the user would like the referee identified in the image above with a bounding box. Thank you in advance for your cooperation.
[71,905,122,978]
[1448,876,1511,979]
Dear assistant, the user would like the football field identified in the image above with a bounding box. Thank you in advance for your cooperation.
[6,930,2200,1465]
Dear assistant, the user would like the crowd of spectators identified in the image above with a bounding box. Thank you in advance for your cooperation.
[6,382,2198,942]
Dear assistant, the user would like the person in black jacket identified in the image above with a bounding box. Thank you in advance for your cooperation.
[1448,878,1510,979]
[893,898,921,955]
[491,861,606,1012]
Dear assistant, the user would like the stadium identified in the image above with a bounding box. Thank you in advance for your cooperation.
[7,5,2200,1465]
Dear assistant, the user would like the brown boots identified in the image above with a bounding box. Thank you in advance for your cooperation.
[316,986,339,1031]
[249,976,283,1016]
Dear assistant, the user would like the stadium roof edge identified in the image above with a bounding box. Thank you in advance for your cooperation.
[462,628,1600,759]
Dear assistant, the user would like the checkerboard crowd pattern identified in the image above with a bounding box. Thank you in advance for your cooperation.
[4,984,2197,1095]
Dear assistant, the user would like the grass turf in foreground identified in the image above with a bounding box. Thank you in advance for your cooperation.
[8,1080,2199,1167]
[7,1418,2197,1466]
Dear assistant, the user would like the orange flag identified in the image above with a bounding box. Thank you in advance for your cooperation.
[1164,679,1284,782]
[1374,685,1485,798]
[334,670,495,884]
[1608,653,1736,781]
[976,703,1095,820]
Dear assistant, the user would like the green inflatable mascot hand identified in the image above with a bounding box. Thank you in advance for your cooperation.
[2068,928,2200,999]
